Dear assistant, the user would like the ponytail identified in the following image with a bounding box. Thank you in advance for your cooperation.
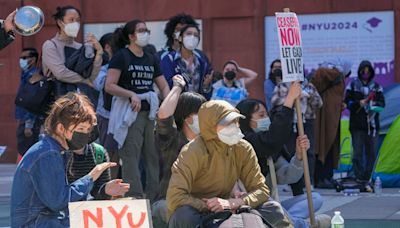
[112,19,144,51]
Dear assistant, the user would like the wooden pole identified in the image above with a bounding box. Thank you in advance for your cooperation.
[295,99,316,227]
[282,7,316,227]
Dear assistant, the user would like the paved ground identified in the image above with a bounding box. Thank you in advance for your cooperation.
[1,164,400,227]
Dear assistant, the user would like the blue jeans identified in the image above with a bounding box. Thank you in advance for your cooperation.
[281,192,323,228]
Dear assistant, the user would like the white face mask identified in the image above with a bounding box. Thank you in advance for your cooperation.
[19,58,29,71]
[187,114,200,135]
[254,117,271,133]
[135,32,150,47]
[217,123,244,146]
[183,35,199,51]
[63,22,80,38]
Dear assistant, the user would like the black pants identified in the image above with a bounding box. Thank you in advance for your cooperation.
[16,120,41,156]
[168,201,293,228]
[351,129,377,181]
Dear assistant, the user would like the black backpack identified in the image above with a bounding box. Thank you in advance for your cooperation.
[15,70,54,116]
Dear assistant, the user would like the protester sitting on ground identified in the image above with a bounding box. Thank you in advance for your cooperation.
[271,74,323,191]
[167,100,293,227]
[42,5,103,99]
[105,19,170,202]
[92,32,120,179]
[151,75,206,227]
[160,23,213,99]
[236,82,301,177]
[15,48,43,156]
[211,60,257,106]
[264,59,282,111]
[236,99,330,228]
[67,140,130,200]
[10,93,116,227]
[0,10,16,50]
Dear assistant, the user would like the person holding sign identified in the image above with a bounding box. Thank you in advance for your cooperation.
[10,93,116,227]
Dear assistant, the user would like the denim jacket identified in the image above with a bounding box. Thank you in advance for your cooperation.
[11,135,94,228]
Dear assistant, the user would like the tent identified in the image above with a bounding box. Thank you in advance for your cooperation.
[372,115,400,187]
[337,83,400,178]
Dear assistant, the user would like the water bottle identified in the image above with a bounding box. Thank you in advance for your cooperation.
[374,176,382,196]
[331,211,344,228]
[84,42,94,58]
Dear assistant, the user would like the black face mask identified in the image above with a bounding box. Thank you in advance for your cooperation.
[224,71,236,81]
[66,126,99,151]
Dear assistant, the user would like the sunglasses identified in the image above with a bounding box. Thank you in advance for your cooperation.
[20,56,33,60]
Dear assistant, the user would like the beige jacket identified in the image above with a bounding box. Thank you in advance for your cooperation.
[166,100,269,218]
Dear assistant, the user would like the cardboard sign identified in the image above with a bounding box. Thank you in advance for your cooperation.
[69,199,152,228]
[275,12,304,82]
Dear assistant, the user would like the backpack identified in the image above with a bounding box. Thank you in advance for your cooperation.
[333,177,369,192]
[199,206,272,228]
[92,143,106,164]
[14,70,54,116]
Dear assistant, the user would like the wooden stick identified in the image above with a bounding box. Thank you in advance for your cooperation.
[282,7,316,227]
[295,98,316,227]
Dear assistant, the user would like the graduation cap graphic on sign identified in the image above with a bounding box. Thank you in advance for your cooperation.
[363,17,382,32]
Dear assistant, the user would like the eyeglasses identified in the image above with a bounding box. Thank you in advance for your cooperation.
[136,28,151,34]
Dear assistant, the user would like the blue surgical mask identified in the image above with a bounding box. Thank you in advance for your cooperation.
[254,117,271,133]
[188,114,200,135]
[19,58,29,71]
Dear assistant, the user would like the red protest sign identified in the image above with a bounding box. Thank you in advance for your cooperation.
[69,199,152,228]
[275,12,304,82]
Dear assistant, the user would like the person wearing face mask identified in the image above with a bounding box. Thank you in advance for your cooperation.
[105,20,170,202]
[167,100,293,228]
[345,60,385,183]
[211,60,257,106]
[42,5,103,99]
[160,24,213,99]
[151,75,206,227]
[66,129,130,200]
[14,48,43,156]
[10,93,116,227]
[236,99,330,228]
[264,59,282,111]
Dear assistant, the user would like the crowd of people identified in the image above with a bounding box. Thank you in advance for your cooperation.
[1,5,386,228]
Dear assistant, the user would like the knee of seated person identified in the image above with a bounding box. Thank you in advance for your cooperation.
[169,206,200,225]
[311,192,323,210]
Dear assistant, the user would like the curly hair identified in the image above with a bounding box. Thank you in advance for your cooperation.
[164,13,197,49]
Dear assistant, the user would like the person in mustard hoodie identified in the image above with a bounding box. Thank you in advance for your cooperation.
[166,100,293,227]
